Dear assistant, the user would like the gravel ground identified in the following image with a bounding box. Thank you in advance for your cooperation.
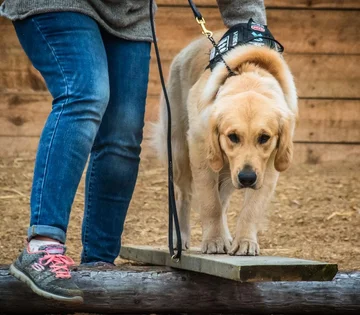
[0,142,359,271]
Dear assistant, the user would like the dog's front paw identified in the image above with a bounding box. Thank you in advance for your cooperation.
[201,235,231,254]
[229,238,260,256]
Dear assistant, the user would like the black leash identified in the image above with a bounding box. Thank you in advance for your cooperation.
[150,0,182,261]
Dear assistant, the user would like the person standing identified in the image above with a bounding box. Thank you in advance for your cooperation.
[0,0,267,303]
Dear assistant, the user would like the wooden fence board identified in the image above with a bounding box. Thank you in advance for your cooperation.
[1,135,360,162]
[0,0,359,13]
[152,8,360,55]
[0,5,359,160]
[1,93,359,142]
[294,99,360,142]
[292,143,360,164]
[148,54,360,99]
[2,52,359,98]
[1,9,359,55]
[145,96,360,142]
[0,48,30,71]
[157,0,360,9]
[0,93,51,137]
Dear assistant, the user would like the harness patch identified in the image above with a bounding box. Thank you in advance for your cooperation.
[207,18,284,71]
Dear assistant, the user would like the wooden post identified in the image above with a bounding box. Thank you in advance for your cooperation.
[0,265,359,314]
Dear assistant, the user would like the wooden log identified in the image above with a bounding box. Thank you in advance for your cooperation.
[119,245,338,282]
[0,265,359,314]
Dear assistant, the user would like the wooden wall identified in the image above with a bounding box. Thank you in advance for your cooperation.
[0,0,359,163]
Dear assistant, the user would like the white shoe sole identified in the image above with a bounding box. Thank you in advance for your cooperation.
[9,263,84,303]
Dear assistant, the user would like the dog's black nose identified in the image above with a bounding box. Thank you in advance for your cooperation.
[238,166,257,187]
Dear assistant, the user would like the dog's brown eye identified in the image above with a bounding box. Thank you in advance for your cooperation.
[228,133,240,143]
[258,134,270,144]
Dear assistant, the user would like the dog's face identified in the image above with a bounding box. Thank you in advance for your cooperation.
[207,90,294,189]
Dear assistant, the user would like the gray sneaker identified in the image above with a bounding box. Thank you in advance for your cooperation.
[9,243,84,303]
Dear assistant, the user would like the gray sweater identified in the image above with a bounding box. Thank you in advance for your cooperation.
[0,0,266,42]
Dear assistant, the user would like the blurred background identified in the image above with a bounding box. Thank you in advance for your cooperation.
[0,1,359,270]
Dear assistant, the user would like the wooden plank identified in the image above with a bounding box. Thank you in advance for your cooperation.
[285,55,360,99]
[2,93,360,142]
[153,8,360,55]
[1,266,359,314]
[139,139,360,164]
[0,93,51,137]
[0,135,360,162]
[0,9,359,54]
[265,0,360,8]
[0,92,161,136]
[293,143,360,164]
[148,54,360,99]
[177,56,357,100]
[294,99,360,142]
[145,96,360,142]
[0,136,40,157]
[0,69,47,93]
[0,24,23,47]
[157,0,360,9]
[120,245,338,282]
[0,48,30,70]
[0,10,359,98]
[0,0,358,19]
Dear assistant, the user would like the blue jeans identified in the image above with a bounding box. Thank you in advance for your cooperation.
[13,12,151,264]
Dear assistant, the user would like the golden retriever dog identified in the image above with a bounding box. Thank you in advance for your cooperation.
[151,31,298,256]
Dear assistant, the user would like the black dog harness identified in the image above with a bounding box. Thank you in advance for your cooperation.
[207,18,284,71]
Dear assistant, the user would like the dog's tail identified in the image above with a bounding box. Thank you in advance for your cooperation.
[149,56,185,167]
[148,92,168,167]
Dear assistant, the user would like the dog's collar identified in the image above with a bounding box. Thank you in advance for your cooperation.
[207,18,284,71]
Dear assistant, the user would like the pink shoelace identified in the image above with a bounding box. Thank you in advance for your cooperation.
[39,254,75,279]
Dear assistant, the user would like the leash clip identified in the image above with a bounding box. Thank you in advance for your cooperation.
[171,254,180,263]
[196,17,213,38]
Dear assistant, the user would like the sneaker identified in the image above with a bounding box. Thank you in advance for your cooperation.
[9,243,84,303]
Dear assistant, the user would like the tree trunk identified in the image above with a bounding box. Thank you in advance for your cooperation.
[0,265,359,314]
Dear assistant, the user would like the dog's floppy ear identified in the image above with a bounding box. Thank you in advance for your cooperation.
[275,115,294,172]
[207,114,224,172]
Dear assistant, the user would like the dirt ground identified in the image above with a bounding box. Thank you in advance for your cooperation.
[0,141,359,271]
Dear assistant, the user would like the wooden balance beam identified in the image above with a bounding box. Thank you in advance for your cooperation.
[120,245,338,282]
[1,246,359,314]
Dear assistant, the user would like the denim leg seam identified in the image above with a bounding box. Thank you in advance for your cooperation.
[83,151,99,261]
[31,18,69,225]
